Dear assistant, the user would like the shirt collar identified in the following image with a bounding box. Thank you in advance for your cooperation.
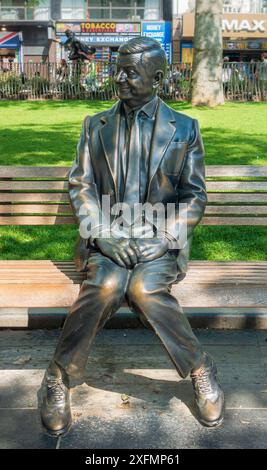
[123,95,158,119]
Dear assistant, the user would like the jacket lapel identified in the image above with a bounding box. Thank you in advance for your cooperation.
[148,99,176,187]
[99,101,121,202]
[99,99,176,203]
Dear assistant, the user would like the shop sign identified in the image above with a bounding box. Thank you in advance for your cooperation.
[81,23,116,33]
[76,35,138,45]
[222,19,265,33]
[56,21,140,35]
[80,22,140,34]
[182,13,267,38]
[141,21,172,63]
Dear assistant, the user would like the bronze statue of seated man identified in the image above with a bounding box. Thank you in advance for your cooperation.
[40,37,224,436]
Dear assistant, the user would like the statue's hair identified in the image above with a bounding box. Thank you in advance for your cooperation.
[118,36,167,77]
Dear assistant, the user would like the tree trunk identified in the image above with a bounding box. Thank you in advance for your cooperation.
[191,0,224,107]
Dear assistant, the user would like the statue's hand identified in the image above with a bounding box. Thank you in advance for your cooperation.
[130,238,169,262]
[95,237,141,268]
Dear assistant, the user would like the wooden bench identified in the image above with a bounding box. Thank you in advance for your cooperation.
[0,165,267,329]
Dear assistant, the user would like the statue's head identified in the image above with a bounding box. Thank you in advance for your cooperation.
[65,29,74,39]
[115,36,167,108]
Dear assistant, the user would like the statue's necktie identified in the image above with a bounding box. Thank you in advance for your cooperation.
[123,109,141,215]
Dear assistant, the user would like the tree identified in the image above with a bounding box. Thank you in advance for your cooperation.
[191,0,224,107]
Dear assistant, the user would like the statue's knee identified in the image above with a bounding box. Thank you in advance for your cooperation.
[127,276,149,306]
[100,272,125,300]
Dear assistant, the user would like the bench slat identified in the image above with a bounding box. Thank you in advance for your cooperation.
[1,166,267,178]
[205,206,267,215]
[0,204,72,214]
[206,181,267,192]
[0,193,266,204]
[208,193,267,203]
[1,260,266,268]
[3,181,267,192]
[0,193,70,203]
[4,207,266,217]
[206,166,267,177]
[2,182,267,192]
[0,216,75,225]
[0,166,70,178]
[0,193,266,205]
[0,279,77,284]
[2,205,266,216]
[202,216,267,225]
[0,215,265,225]
[0,181,68,191]
[2,178,267,192]
[1,267,266,275]
[1,279,265,285]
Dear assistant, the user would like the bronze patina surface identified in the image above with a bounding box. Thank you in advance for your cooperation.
[64,29,96,61]
[40,36,224,435]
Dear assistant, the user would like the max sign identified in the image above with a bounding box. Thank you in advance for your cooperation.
[222,19,265,33]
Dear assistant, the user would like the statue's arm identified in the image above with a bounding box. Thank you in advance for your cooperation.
[164,118,207,248]
[69,116,104,241]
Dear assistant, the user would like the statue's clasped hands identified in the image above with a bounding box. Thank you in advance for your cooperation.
[95,237,169,268]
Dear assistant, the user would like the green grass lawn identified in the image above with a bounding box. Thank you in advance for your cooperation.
[0,100,267,261]
[0,100,266,166]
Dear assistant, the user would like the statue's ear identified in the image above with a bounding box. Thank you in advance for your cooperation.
[153,70,164,90]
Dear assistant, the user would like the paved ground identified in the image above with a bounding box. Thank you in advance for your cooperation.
[0,328,267,449]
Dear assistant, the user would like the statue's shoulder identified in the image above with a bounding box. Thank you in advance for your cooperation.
[85,102,119,127]
[82,110,107,127]
[158,99,198,140]
[159,99,195,125]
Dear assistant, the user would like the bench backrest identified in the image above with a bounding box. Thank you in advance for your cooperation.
[0,165,267,226]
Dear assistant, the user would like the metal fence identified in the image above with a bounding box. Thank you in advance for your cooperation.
[0,61,266,101]
[0,62,117,100]
[222,62,267,101]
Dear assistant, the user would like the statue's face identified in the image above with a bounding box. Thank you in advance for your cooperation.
[115,53,155,108]
[65,30,73,38]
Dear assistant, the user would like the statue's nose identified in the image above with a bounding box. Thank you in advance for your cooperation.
[115,70,126,83]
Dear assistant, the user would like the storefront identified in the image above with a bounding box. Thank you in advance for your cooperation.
[0,23,52,63]
[56,19,172,63]
[56,21,142,62]
[180,12,267,63]
[0,31,23,65]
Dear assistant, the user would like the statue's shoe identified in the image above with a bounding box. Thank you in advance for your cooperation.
[190,353,225,427]
[40,372,72,437]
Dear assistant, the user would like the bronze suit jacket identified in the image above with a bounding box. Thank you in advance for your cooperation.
[69,97,207,278]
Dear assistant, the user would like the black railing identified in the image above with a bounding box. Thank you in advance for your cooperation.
[0,61,266,101]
